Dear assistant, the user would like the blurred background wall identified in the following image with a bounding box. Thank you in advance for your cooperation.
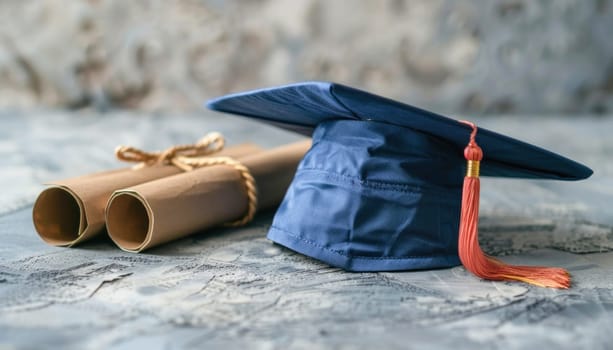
[0,0,611,115]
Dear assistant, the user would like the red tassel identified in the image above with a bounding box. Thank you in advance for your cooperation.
[457,121,571,289]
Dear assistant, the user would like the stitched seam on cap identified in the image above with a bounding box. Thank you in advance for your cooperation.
[270,225,456,260]
[296,168,460,196]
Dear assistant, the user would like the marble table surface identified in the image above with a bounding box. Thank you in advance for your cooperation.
[0,110,612,350]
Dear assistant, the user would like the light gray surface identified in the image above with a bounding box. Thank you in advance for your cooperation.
[0,111,612,349]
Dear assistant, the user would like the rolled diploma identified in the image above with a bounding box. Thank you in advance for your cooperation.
[105,139,312,252]
[32,143,262,246]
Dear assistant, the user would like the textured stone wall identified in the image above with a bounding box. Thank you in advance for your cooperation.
[0,0,611,114]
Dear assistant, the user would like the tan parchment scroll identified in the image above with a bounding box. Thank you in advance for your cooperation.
[106,140,311,252]
[32,144,262,246]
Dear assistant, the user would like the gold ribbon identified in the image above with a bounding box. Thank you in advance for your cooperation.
[115,132,257,226]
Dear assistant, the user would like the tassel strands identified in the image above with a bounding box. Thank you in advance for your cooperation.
[457,120,571,289]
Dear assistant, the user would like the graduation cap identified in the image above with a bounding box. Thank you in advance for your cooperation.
[208,82,592,289]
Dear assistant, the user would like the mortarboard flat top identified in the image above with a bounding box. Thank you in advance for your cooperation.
[207,82,592,273]
[208,81,592,181]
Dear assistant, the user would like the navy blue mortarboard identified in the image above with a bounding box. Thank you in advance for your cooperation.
[208,81,592,288]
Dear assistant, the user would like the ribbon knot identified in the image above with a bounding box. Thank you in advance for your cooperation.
[114,132,257,227]
[115,132,226,171]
